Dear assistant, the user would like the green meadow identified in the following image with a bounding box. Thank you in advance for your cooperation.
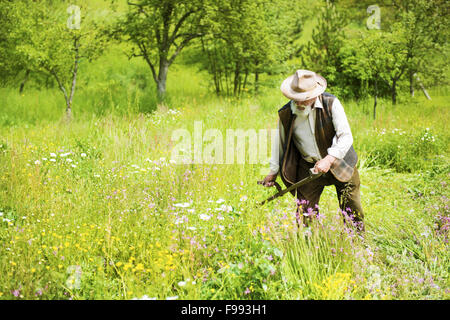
[0,40,449,300]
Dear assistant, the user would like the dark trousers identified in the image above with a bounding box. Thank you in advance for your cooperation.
[295,157,365,232]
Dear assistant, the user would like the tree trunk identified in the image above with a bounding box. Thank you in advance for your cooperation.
[391,78,397,105]
[409,71,414,97]
[233,61,240,96]
[414,73,431,100]
[373,78,378,120]
[157,60,169,101]
[243,69,248,92]
[19,70,30,93]
[254,71,259,93]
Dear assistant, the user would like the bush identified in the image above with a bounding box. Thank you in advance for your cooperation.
[359,128,446,172]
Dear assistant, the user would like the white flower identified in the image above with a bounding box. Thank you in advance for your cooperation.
[174,218,184,225]
[174,202,191,208]
[50,153,57,157]
[66,158,73,163]
[199,214,211,221]
[42,158,48,161]
[60,152,71,157]
[166,296,178,300]
[80,153,87,157]
[160,157,166,162]
[221,205,232,212]
[71,164,76,168]
[132,295,156,300]
[34,160,41,165]
[187,226,196,231]
[216,198,225,204]
[178,281,186,287]
[0,212,3,217]
[240,195,248,201]
[169,159,176,164]
[49,159,56,162]
[94,174,100,178]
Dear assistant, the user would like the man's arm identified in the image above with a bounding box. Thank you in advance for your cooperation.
[327,97,353,159]
[264,119,285,186]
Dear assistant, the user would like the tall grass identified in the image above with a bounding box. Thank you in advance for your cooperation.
[0,45,449,299]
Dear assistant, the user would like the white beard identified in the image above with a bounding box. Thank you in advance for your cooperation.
[296,105,312,117]
[290,100,313,117]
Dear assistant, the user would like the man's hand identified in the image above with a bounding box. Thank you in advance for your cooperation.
[262,173,278,187]
[314,155,336,173]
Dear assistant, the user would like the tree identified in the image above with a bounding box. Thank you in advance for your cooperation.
[391,0,450,97]
[109,0,210,101]
[300,0,350,97]
[191,0,304,96]
[0,1,30,90]
[11,0,107,120]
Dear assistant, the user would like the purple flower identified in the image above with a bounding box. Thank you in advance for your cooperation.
[12,289,20,297]
[244,288,250,295]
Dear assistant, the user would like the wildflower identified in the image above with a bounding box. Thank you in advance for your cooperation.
[166,295,178,300]
[49,159,56,162]
[132,295,156,300]
[174,202,191,208]
[178,281,186,287]
[34,160,41,165]
[244,288,250,295]
[50,153,57,157]
[12,289,20,297]
[80,153,87,157]
[216,198,225,204]
[199,214,211,221]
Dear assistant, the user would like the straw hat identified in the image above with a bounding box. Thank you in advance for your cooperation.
[280,69,327,101]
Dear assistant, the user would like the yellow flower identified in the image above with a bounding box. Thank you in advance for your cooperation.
[136,263,144,271]
[116,262,123,267]
[31,268,36,273]
[58,264,63,269]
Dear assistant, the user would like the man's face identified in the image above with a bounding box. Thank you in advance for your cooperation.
[294,97,316,110]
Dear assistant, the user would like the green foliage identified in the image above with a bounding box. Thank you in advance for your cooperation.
[185,0,306,96]
[360,127,447,172]
[2,0,108,117]
[108,0,210,99]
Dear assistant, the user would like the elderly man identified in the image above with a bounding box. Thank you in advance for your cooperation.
[262,69,364,231]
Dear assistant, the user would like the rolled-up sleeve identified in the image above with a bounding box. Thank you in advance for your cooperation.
[327,98,353,160]
[269,119,285,175]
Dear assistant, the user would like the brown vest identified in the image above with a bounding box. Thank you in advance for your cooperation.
[278,92,358,195]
